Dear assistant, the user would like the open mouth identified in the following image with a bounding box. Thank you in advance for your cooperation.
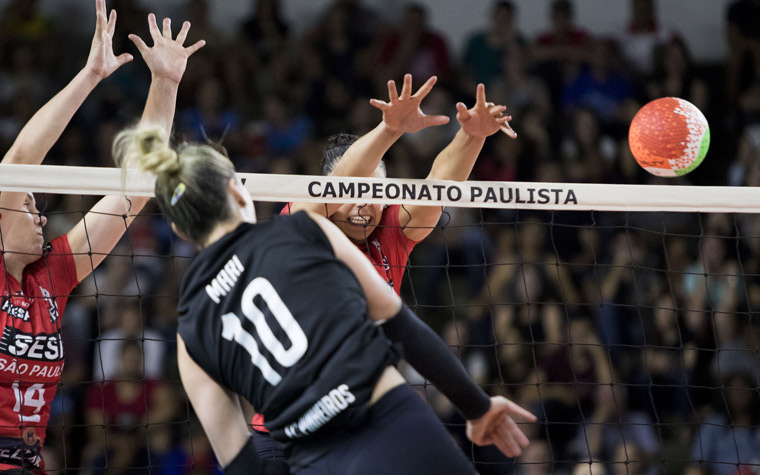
[347,215,370,225]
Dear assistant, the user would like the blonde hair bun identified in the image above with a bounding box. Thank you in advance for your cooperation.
[113,125,180,177]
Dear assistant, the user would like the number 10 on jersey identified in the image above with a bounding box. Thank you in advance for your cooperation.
[221,277,308,386]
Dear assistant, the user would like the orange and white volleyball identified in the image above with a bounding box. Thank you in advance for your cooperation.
[628,97,710,177]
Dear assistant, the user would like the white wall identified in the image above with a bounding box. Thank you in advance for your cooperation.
[6,0,733,62]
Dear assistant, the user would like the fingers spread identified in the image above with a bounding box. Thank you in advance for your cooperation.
[116,52,134,66]
[387,80,399,103]
[128,34,149,53]
[455,102,469,120]
[369,98,389,110]
[400,73,412,99]
[501,123,517,139]
[177,21,191,45]
[107,9,117,37]
[424,115,450,127]
[95,0,106,32]
[489,105,507,115]
[148,13,161,43]
[185,39,206,56]
[412,75,437,99]
[476,83,486,106]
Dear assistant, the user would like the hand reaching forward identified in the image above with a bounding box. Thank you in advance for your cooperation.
[456,84,517,139]
[129,14,206,85]
[466,396,536,458]
[85,0,134,80]
[369,73,450,134]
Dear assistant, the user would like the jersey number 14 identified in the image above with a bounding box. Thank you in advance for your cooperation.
[221,277,308,386]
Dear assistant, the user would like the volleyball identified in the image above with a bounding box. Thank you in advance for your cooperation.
[628,97,710,177]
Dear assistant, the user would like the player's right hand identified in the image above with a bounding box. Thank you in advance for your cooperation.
[85,0,133,80]
[466,396,537,458]
[369,73,450,134]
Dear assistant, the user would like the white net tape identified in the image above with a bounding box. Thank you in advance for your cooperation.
[2,163,760,212]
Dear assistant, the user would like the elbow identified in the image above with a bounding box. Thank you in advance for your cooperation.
[2,144,32,165]
[369,288,401,323]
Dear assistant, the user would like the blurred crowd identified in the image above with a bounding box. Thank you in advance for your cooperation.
[1,0,759,473]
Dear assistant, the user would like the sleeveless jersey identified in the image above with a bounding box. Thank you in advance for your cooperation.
[177,212,395,443]
[0,236,78,469]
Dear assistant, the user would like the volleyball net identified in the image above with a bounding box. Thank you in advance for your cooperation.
[1,164,758,474]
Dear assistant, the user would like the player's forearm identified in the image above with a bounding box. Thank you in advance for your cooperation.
[3,68,101,165]
[426,129,486,181]
[330,122,402,178]
[140,77,180,136]
[382,303,491,420]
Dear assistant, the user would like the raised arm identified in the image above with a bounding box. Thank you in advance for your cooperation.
[289,74,449,217]
[0,0,132,229]
[308,211,535,457]
[399,83,516,241]
[66,13,205,282]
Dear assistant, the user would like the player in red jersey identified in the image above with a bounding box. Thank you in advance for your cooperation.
[0,1,204,471]
[284,74,515,292]
[253,75,517,461]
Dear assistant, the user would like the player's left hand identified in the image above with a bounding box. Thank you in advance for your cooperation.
[128,13,206,85]
[85,0,134,80]
[466,396,536,458]
[456,84,517,139]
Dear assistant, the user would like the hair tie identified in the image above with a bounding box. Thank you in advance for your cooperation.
[171,182,186,207]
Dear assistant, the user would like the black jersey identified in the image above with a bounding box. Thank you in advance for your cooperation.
[177,212,395,442]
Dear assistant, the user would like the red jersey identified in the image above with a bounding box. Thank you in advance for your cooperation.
[85,379,161,428]
[280,204,418,296]
[254,205,419,432]
[0,236,78,470]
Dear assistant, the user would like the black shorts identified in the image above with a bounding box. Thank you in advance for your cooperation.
[289,384,476,475]
[253,427,289,461]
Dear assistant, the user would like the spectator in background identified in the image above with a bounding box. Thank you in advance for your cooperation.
[686,372,760,474]
[488,42,552,124]
[92,299,166,382]
[559,107,618,183]
[84,341,175,474]
[462,1,525,90]
[561,38,633,130]
[728,123,760,185]
[615,0,677,79]
[378,4,452,87]
[260,93,313,158]
[0,0,56,73]
[646,36,709,115]
[533,0,591,107]
[179,76,242,156]
[726,0,760,101]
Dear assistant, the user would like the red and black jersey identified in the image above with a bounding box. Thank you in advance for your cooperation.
[0,236,78,470]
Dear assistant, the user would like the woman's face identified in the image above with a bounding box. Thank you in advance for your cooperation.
[329,167,386,244]
[2,193,47,260]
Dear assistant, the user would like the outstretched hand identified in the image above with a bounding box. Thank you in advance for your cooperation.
[369,73,450,134]
[456,84,517,139]
[129,14,206,85]
[85,0,134,80]
[466,396,536,458]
